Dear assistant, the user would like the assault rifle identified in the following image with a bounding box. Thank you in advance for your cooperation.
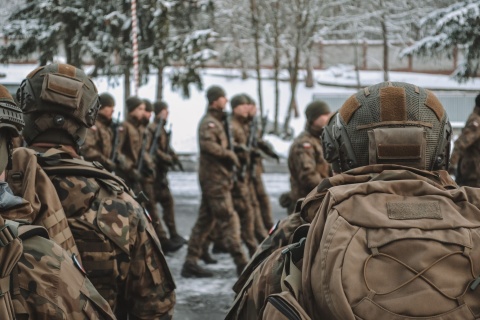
[137,130,149,173]
[239,116,258,181]
[165,124,184,172]
[149,117,165,157]
[110,112,121,162]
[224,113,237,182]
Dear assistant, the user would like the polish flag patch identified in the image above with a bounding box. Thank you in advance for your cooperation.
[208,122,216,128]
[302,142,312,149]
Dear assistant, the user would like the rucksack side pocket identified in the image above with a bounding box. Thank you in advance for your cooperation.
[262,292,311,320]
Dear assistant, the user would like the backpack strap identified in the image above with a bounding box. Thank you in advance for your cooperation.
[280,224,310,299]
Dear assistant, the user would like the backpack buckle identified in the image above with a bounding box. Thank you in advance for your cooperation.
[0,224,18,247]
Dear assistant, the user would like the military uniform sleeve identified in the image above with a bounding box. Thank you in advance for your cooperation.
[116,124,135,172]
[126,200,176,320]
[199,120,230,158]
[292,141,321,191]
[83,128,109,164]
[451,117,480,167]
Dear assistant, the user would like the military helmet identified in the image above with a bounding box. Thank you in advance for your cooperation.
[0,85,24,137]
[322,82,452,173]
[17,63,100,146]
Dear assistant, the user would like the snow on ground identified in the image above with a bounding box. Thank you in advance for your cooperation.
[1,63,479,157]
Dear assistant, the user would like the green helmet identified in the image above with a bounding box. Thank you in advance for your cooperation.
[0,85,24,137]
[17,63,100,146]
[322,82,452,173]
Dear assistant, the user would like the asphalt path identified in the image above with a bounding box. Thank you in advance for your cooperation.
[163,170,289,319]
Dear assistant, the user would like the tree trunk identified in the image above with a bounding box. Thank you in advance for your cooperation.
[273,42,280,135]
[124,67,131,114]
[284,45,300,138]
[250,0,264,118]
[381,16,389,81]
[156,65,164,101]
[305,54,314,88]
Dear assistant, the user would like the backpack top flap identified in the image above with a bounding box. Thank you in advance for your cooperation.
[302,172,480,320]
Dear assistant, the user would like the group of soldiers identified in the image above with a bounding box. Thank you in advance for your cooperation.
[2,60,480,320]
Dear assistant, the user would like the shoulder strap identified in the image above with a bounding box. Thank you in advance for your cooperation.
[37,151,131,194]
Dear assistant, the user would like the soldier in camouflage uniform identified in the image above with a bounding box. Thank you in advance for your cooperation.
[449,93,480,187]
[0,84,115,320]
[230,94,258,257]
[286,100,331,214]
[142,99,184,252]
[14,63,176,319]
[82,92,116,171]
[115,96,155,188]
[147,100,187,246]
[181,85,249,278]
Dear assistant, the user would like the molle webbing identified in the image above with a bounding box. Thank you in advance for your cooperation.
[425,90,444,120]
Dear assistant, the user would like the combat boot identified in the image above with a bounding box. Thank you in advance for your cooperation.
[181,261,214,278]
[161,238,183,253]
[171,233,188,245]
[200,251,218,264]
[212,242,229,254]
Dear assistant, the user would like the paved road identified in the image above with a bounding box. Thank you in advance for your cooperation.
[163,171,290,319]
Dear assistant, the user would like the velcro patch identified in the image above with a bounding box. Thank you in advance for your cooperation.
[425,90,444,121]
[377,144,421,160]
[387,201,442,220]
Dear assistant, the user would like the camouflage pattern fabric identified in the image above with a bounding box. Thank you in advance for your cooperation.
[147,119,180,237]
[450,106,480,187]
[6,147,81,259]
[30,146,176,320]
[185,108,248,269]
[251,159,274,230]
[82,114,115,172]
[1,205,115,319]
[231,115,258,256]
[287,127,330,214]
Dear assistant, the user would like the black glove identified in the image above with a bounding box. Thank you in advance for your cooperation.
[224,150,241,168]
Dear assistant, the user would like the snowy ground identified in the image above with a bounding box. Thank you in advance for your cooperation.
[166,169,289,319]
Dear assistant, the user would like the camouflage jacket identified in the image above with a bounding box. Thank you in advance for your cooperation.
[6,147,81,259]
[198,108,234,193]
[232,115,251,191]
[26,145,176,320]
[147,118,177,172]
[0,190,115,320]
[287,127,330,203]
[450,106,480,186]
[82,114,114,171]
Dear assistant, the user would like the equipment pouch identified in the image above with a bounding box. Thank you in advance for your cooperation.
[40,73,83,110]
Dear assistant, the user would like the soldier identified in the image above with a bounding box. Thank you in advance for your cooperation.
[14,63,176,319]
[449,93,480,187]
[181,85,249,278]
[147,100,187,246]
[228,82,465,320]
[0,84,115,320]
[142,99,184,252]
[230,94,258,257]
[115,96,155,188]
[82,92,116,171]
[245,95,277,232]
[285,100,331,214]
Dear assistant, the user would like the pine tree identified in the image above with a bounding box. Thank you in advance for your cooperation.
[401,0,480,81]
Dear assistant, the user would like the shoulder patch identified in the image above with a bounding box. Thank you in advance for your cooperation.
[91,125,97,131]
[302,142,312,149]
[208,122,216,128]
[118,126,124,132]
[473,120,479,127]
[269,220,280,235]
[143,207,153,222]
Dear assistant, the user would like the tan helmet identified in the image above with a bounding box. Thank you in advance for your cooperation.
[322,82,452,173]
[16,63,100,146]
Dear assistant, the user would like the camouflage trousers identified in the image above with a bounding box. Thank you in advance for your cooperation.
[232,183,258,257]
[154,173,179,237]
[251,175,274,230]
[248,182,268,244]
[186,191,248,268]
[142,177,169,241]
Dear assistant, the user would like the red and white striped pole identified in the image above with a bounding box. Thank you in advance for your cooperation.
[131,0,140,95]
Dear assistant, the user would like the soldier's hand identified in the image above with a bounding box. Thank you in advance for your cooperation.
[163,155,174,166]
[234,144,248,153]
[225,150,241,168]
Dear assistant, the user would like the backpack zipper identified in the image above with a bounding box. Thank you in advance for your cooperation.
[267,296,302,320]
